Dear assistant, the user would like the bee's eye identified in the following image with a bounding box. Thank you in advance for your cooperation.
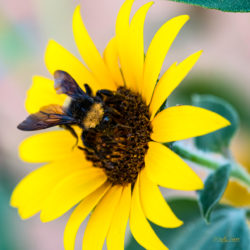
[103,116,110,123]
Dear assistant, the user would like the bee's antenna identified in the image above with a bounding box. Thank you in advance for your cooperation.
[84,84,93,96]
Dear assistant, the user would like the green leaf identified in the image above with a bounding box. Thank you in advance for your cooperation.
[192,94,239,154]
[0,163,27,250]
[168,0,250,12]
[198,164,231,223]
[0,187,25,250]
[126,198,250,250]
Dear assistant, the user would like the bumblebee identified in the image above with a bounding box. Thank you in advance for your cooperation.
[18,70,113,135]
[18,71,152,184]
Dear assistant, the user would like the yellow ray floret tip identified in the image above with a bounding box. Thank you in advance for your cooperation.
[44,39,56,70]
[143,14,190,104]
[151,106,231,143]
[145,142,204,190]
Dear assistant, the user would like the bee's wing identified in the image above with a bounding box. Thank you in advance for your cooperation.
[17,104,76,131]
[54,70,92,101]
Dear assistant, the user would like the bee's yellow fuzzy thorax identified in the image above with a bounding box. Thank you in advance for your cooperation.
[83,103,104,129]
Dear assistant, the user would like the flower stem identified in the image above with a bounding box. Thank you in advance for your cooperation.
[172,143,250,188]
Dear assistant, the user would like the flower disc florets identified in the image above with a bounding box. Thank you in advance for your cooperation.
[82,87,152,185]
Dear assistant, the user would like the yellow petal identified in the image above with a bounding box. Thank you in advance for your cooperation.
[106,184,131,250]
[130,177,168,250]
[45,40,101,93]
[115,0,135,86]
[145,142,203,190]
[64,182,111,250]
[82,185,123,250]
[25,76,66,114]
[103,37,124,87]
[40,168,107,222]
[150,50,202,119]
[151,105,230,143]
[10,155,89,219]
[221,180,250,207]
[73,6,116,91]
[139,169,183,228]
[129,2,154,92]
[149,62,177,117]
[142,15,189,105]
[19,130,81,163]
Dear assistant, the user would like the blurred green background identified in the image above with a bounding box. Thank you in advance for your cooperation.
[0,0,249,249]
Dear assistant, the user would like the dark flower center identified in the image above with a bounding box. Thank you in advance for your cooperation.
[81,87,152,185]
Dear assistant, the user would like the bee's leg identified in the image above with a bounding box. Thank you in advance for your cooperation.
[60,125,79,149]
[77,145,85,151]
[103,108,133,129]
[96,89,114,100]
[81,130,93,149]
[84,84,93,96]
[80,130,100,155]
[105,107,123,119]
[97,89,113,96]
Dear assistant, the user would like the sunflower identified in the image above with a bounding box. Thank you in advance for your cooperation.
[11,0,230,249]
